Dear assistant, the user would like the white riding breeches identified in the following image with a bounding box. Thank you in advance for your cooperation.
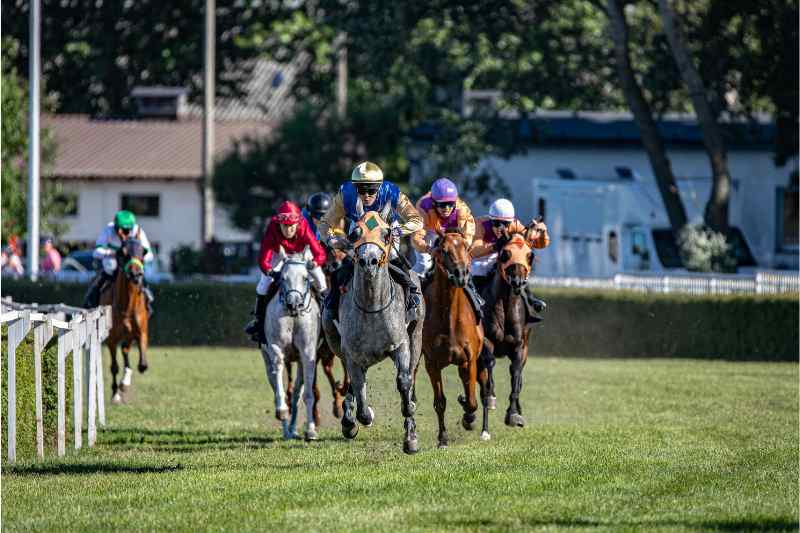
[102,256,117,276]
[412,230,439,275]
[256,265,327,296]
[471,253,497,277]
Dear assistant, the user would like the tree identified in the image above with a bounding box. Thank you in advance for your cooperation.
[606,0,688,236]
[657,0,733,234]
[1,38,70,240]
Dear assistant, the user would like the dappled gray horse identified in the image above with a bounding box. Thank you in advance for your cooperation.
[323,212,425,454]
[260,246,321,441]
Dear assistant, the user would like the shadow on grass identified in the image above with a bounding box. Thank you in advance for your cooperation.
[98,427,282,453]
[5,462,182,476]
[449,517,799,531]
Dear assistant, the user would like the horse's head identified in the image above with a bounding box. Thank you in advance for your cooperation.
[497,234,534,295]
[118,238,146,287]
[351,212,391,279]
[323,241,348,274]
[276,245,312,317]
[433,228,470,288]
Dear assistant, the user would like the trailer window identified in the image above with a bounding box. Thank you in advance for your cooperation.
[651,229,684,268]
[777,186,799,252]
[608,231,618,263]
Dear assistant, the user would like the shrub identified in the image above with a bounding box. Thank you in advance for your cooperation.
[678,224,737,273]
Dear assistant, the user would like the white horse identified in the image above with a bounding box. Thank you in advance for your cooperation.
[260,246,321,441]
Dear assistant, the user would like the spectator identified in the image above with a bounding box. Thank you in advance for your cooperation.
[2,245,25,277]
[40,237,62,273]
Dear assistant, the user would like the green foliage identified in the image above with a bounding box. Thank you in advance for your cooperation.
[2,348,797,530]
[2,2,280,116]
[3,280,796,360]
[1,38,71,240]
[169,245,202,276]
[1,327,74,462]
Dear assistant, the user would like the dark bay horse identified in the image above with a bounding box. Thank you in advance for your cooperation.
[422,229,484,448]
[284,243,351,429]
[100,238,150,404]
[477,233,535,439]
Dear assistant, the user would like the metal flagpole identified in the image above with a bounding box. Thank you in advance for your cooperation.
[27,0,42,281]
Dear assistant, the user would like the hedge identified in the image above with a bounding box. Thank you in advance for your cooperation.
[1,327,74,462]
[2,280,797,361]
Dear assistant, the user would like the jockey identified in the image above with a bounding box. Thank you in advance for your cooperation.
[302,192,333,241]
[244,201,327,343]
[318,161,424,320]
[411,177,483,320]
[84,210,155,312]
[471,198,550,324]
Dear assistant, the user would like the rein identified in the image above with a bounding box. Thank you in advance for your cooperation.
[353,277,396,314]
[278,259,313,315]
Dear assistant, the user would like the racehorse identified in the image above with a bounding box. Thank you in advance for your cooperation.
[422,229,484,448]
[260,246,321,441]
[322,211,425,454]
[101,238,149,404]
[477,233,535,440]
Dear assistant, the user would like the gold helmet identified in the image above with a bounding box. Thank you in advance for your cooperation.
[350,161,384,183]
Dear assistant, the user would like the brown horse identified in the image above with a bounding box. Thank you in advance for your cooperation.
[284,243,350,427]
[422,229,484,448]
[101,238,150,404]
[477,233,535,440]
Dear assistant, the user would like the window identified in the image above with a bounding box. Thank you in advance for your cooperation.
[537,198,546,221]
[777,187,799,252]
[53,192,78,216]
[651,229,684,268]
[121,194,160,217]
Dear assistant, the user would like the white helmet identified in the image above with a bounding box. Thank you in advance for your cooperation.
[488,198,515,221]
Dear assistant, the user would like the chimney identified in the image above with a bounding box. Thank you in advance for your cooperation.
[131,86,189,120]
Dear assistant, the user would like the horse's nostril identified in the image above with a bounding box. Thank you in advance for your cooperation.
[358,258,366,267]
[370,258,378,266]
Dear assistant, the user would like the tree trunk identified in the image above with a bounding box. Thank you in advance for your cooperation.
[606,0,688,236]
[657,0,731,234]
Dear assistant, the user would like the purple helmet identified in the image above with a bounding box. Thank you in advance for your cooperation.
[431,178,458,202]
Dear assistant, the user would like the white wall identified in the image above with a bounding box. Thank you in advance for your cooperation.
[56,179,252,269]
[465,146,797,269]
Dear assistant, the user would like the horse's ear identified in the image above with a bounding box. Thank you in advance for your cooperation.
[278,245,287,261]
[499,249,512,263]
[431,237,440,250]
[303,245,313,262]
[348,226,363,243]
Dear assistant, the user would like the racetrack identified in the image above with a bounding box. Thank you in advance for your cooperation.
[3,347,798,531]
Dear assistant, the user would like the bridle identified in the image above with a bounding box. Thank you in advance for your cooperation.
[498,234,532,285]
[351,212,396,313]
[278,259,313,316]
[433,233,470,288]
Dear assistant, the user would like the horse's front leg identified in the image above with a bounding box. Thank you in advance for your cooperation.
[120,341,133,396]
[477,344,495,441]
[392,343,418,454]
[137,327,149,373]
[300,347,319,441]
[261,343,289,422]
[425,359,448,448]
[348,364,373,427]
[285,369,302,440]
[108,341,122,405]
[340,359,359,440]
[457,351,478,432]
[505,347,526,428]
[320,348,342,419]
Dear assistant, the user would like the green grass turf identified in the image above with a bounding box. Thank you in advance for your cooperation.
[2,347,798,532]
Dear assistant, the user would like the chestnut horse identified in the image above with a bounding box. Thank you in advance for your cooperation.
[422,229,484,448]
[477,233,535,440]
[284,243,351,433]
[100,238,150,404]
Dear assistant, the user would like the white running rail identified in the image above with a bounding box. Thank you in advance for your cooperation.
[1,299,111,462]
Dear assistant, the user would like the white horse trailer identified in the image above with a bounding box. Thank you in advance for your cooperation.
[524,171,758,277]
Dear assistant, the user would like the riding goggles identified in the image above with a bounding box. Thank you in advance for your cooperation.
[433,201,456,209]
[491,219,512,228]
[355,183,381,195]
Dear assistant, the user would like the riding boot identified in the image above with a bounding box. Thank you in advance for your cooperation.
[389,260,422,314]
[325,260,353,321]
[83,275,102,308]
[143,285,155,316]
[522,290,545,325]
[464,277,485,322]
[244,295,268,343]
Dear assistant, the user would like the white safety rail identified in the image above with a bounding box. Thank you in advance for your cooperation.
[1,300,111,462]
[530,271,800,295]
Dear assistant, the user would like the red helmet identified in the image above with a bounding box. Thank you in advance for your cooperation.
[274,201,301,225]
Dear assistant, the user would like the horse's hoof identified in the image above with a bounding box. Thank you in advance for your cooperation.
[505,412,525,427]
[437,441,448,449]
[357,406,374,427]
[403,439,419,455]
[487,395,497,410]
[111,392,123,405]
[332,400,343,419]
[480,431,491,441]
[138,363,148,374]
[342,420,359,440]
[462,413,477,431]
[276,407,289,422]
[305,428,318,441]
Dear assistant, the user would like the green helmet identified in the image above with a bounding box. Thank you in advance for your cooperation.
[114,210,136,230]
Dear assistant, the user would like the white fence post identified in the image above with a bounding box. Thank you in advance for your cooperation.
[72,319,83,450]
[6,311,30,463]
[87,313,98,447]
[32,318,53,460]
[95,311,107,427]
[56,328,70,457]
